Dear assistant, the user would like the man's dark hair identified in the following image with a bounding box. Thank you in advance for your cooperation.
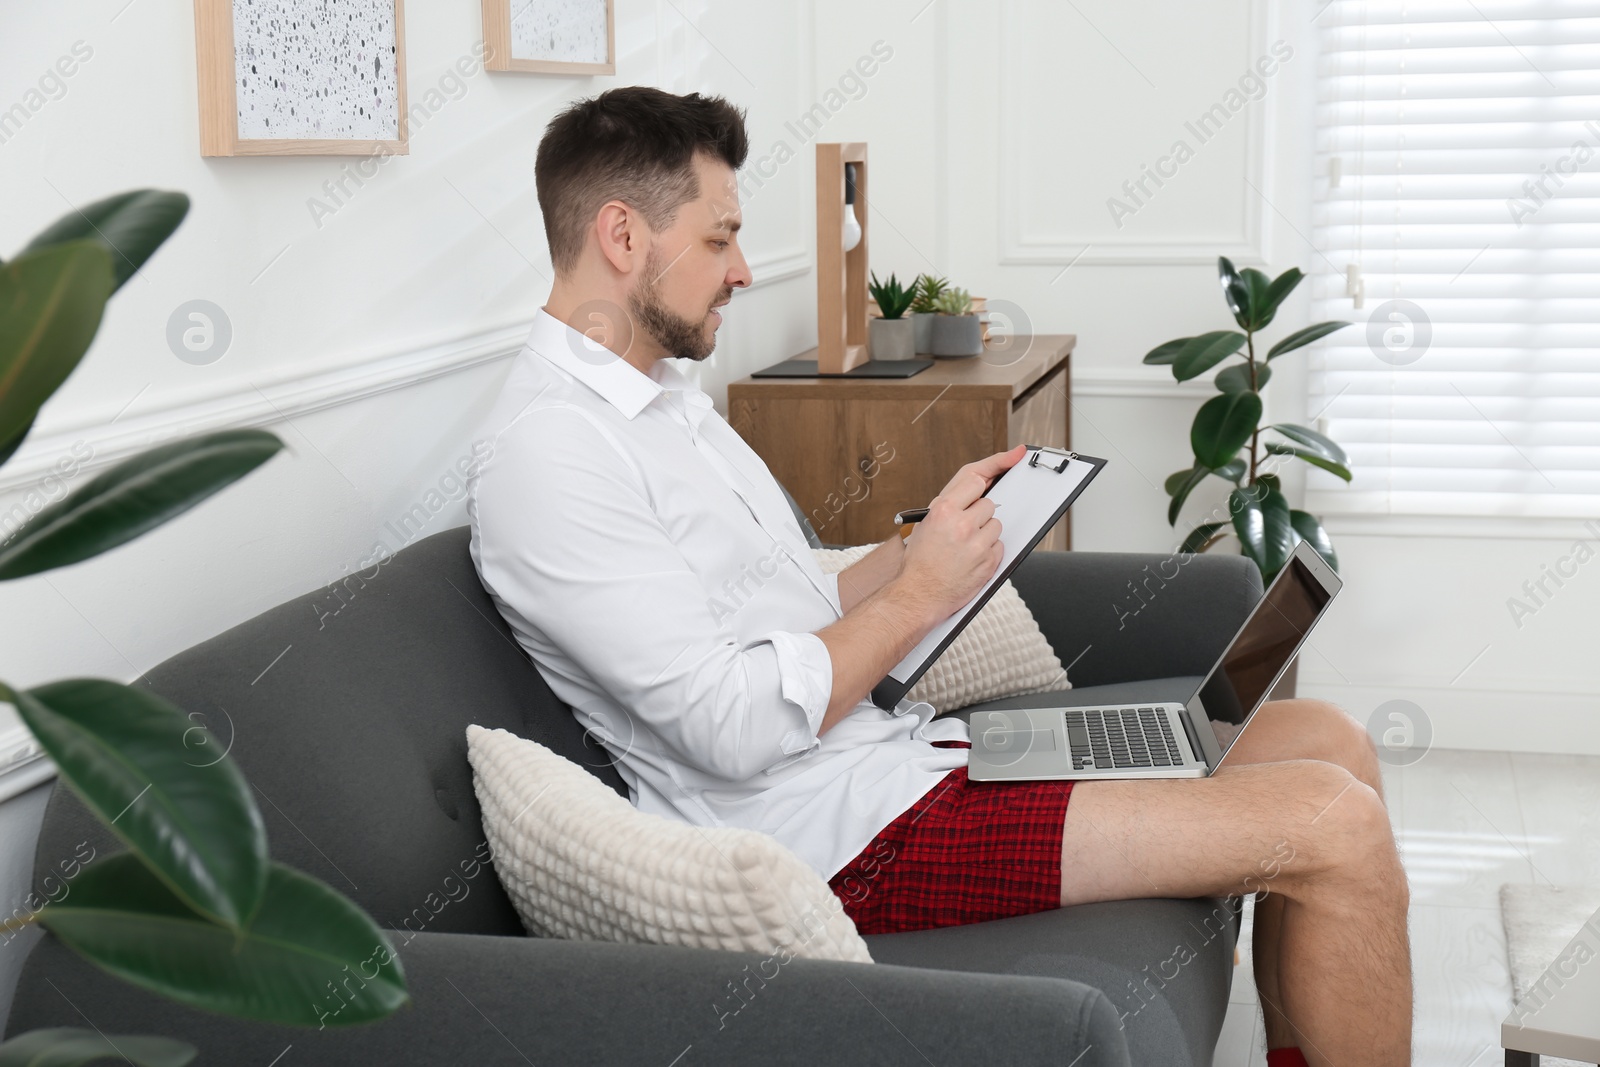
[536,87,749,276]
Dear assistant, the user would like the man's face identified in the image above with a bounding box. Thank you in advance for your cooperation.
[627,153,750,361]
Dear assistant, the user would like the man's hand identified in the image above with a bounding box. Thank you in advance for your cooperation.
[811,444,1027,735]
[896,443,1026,621]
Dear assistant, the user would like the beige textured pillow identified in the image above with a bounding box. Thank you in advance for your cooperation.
[814,543,1069,714]
[466,725,873,963]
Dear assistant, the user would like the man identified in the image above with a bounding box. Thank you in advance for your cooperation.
[468,86,1410,1066]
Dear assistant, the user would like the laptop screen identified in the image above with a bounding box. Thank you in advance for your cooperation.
[1194,552,1334,759]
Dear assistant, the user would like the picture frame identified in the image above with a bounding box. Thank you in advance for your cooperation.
[481,0,616,75]
[193,0,409,157]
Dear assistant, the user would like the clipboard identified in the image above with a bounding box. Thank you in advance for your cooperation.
[870,446,1107,710]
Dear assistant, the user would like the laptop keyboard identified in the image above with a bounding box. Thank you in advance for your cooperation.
[1064,707,1184,770]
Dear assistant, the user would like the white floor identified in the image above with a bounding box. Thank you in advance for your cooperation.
[1212,748,1600,1067]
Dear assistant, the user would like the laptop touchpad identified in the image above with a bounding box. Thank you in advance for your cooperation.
[976,728,1057,754]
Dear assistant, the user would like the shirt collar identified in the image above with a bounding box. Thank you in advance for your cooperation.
[527,307,693,422]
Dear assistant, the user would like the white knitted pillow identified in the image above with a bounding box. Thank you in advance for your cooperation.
[815,543,1068,714]
[465,725,873,963]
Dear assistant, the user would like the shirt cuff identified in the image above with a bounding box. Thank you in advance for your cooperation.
[755,629,833,774]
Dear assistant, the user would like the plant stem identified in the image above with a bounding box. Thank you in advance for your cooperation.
[0,912,39,938]
[1247,330,1260,485]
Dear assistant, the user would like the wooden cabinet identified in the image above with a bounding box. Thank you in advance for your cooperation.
[728,335,1075,549]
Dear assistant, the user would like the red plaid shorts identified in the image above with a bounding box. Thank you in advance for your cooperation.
[826,740,1074,935]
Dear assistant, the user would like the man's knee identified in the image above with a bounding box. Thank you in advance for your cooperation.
[1276,759,1400,893]
[1275,698,1383,790]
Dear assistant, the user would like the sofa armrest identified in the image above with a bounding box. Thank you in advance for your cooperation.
[8,930,1134,1066]
[1009,550,1263,690]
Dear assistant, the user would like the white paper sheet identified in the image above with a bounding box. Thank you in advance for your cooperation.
[886,450,1100,685]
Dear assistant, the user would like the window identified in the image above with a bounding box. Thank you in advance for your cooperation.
[1310,0,1600,518]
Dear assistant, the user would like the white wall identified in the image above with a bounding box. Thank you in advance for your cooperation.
[0,0,1595,1025]
[810,0,1600,759]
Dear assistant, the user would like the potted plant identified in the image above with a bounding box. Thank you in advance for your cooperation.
[867,271,917,360]
[929,285,983,357]
[0,191,408,1063]
[1145,256,1353,582]
[908,273,947,354]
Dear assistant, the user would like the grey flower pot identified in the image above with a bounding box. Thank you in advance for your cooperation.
[870,317,916,361]
[911,312,935,354]
[930,314,984,357]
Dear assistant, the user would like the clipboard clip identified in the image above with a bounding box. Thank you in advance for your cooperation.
[1027,445,1077,473]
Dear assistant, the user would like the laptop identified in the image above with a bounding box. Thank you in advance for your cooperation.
[967,539,1343,782]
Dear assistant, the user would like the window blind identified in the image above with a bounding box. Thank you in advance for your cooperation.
[1310,0,1600,518]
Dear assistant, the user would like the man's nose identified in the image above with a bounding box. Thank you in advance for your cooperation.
[728,245,753,289]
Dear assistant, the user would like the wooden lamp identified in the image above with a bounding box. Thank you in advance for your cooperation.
[752,142,932,378]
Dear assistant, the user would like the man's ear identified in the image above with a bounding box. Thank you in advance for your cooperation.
[593,200,643,275]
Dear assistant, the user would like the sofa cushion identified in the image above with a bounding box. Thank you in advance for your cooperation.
[28,527,617,941]
[866,897,1238,1065]
[467,726,873,962]
[812,543,1068,713]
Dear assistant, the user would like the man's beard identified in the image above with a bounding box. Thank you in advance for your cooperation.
[627,248,729,362]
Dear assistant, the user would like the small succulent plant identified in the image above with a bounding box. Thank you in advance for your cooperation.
[931,286,973,316]
[908,273,948,314]
[868,271,917,319]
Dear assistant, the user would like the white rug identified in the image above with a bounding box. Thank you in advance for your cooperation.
[1499,883,1600,1067]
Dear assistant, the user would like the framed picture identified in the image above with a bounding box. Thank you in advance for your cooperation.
[194,0,408,157]
[481,0,615,75]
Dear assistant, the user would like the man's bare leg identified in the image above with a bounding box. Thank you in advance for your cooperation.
[1057,701,1411,1066]
[1218,698,1397,1053]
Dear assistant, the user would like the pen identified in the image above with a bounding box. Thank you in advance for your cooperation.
[893,502,1002,528]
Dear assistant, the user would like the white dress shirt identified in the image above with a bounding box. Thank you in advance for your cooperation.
[467,309,971,881]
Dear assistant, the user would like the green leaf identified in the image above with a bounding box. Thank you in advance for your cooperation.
[1213,457,1247,483]
[1230,483,1295,581]
[0,416,34,470]
[23,190,190,294]
[1172,331,1248,382]
[1259,267,1304,327]
[1268,422,1348,465]
[39,856,409,1029]
[1240,268,1272,329]
[1215,361,1270,394]
[0,430,282,580]
[1289,509,1339,572]
[0,242,115,445]
[0,1028,194,1067]
[1166,465,1208,526]
[10,679,267,931]
[1191,390,1262,470]
[1164,467,1196,495]
[1266,320,1351,360]
[1265,441,1353,481]
[1257,472,1282,493]
[1143,337,1190,365]
[1218,256,1250,328]
[1179,521,1230,555]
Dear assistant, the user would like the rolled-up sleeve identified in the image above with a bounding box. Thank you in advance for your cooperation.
[472,405,834,784]
[753,629,833,773]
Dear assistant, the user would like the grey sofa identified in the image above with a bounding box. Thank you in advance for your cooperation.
[8,523,1262,1065]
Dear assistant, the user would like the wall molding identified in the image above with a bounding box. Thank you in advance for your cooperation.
[1298,680,1600,756]
[996,0,1273,266]
[0,724,52,805]
[2,318,534,496]
[1072,367,1213,400]
[746,245,812,288]
[2,236,815,500]
[1321,513,1600,542]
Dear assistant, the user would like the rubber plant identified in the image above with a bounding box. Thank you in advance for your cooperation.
[0,191,408,1066]
[1144,257,1352,582]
